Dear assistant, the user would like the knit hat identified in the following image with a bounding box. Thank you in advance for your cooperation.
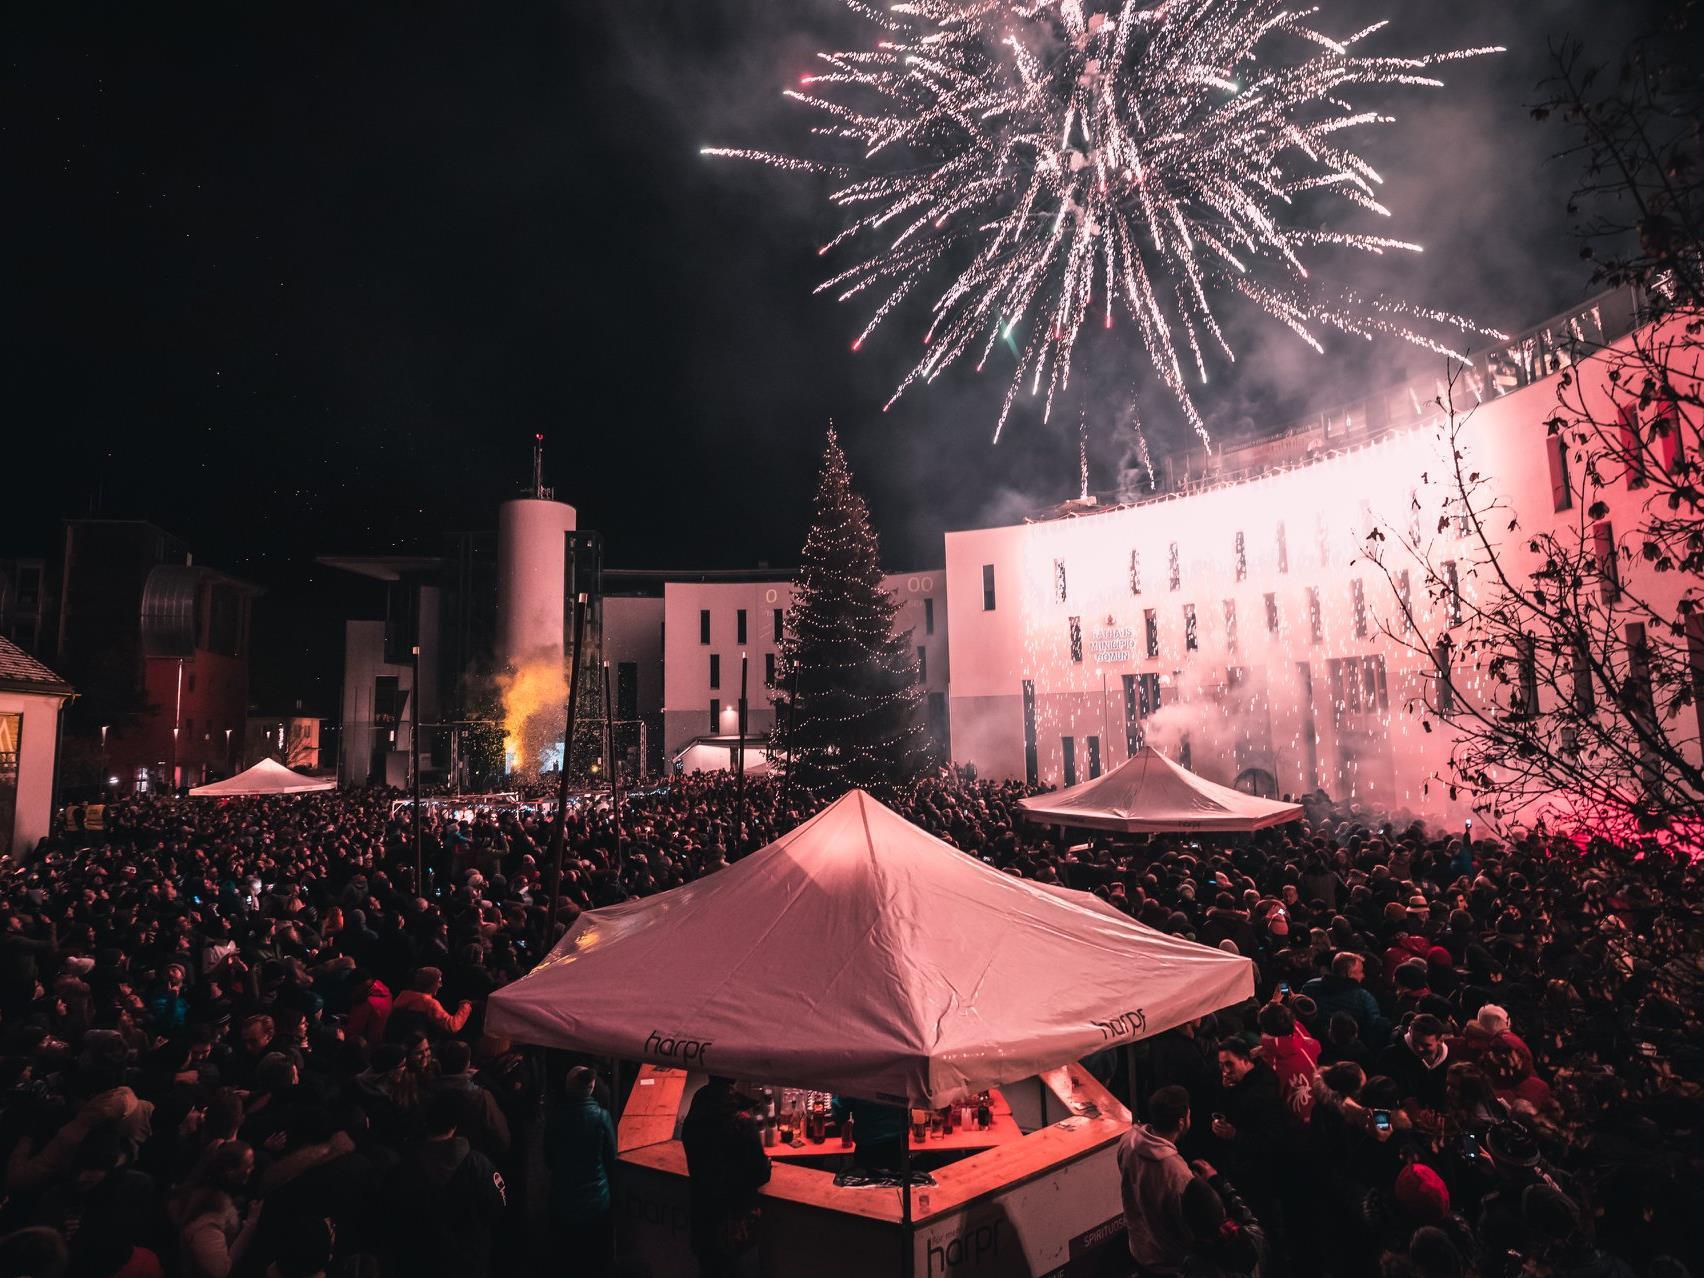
[1393,1163,1450,1223]
[1476,1004,1511,1034]
[1484,1121,1539,1168]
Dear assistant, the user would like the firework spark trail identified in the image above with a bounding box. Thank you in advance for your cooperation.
[703,0,1506,444]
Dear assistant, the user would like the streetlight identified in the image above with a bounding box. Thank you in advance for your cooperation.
[225,727,234,775]
[100,726,109,793]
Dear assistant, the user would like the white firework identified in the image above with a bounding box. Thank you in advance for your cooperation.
[706,0,1506,442]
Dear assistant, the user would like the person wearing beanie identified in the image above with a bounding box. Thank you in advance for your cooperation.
[1392,1162,1451,1226]
[543,1066,617,1277]
[1405,1224,1464,1278]
[389,967,472,1039]
[1256,1002,1322,1124]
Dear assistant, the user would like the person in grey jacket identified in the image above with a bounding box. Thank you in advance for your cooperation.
[1119,1086,1197,1276]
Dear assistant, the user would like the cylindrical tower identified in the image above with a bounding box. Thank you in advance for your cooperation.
[497,496,577,676]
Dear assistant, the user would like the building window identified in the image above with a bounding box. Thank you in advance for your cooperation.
[1129,549,1141,595]
[1183,605,1198,652]
[1351,579,1368,638]
[1591,522,1619,602]
[773,608,784,642]
[1123,673,1161,754]
[1443,560,1463,624]
[1068,616,1083,663]
[1514,635,1539,719]
[1276,522,1289,574]
[1619,403,1647,488]
[1022,679,1038,785]
[1168,542,1181,591]
[1233,531,1246,582]
[1548,435,1573,511]
[0,712,20,860]
[709,653,720,689]
[917,645,927,683]
[1657,407,1684,472]
[1307,588,1322,643]
[1264,592,1279,633]
[709,699,720,732]
[1053,559,1068,603]
[1086,735,1101,779]
[1223,599,1237,653]
[924,597,935,635]
[982,564,996,611]
[736,609,747,645]
[765,651,777,686]
[1144,608,1160,659]
[699,609,711,645]
[1434,640,1455,714]
[1062,736,1077,787]
[1571,641,1594,715]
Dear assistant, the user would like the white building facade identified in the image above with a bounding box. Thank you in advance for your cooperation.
[943,290,1701,823]
[661,571,950,763]
[0,637,72,858]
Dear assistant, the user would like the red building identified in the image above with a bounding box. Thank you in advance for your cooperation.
[51,521,256,792]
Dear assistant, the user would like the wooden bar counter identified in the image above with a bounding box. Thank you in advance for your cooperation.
[614,1063,1134,1277]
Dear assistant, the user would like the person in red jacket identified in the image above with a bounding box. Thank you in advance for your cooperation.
[1256,1002,1321,1124]
[346,971,392,1047]
[392,966,473,1036]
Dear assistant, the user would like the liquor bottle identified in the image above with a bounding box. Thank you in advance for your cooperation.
[941,1104,955,1136]
[977,1093,991,1130]
[840,1111,855,1148]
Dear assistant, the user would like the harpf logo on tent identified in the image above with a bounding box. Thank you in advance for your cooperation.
[643,1029,712,1065]
[1092,1008,1147,1041]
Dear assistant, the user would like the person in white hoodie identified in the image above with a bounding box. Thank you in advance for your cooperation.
[1118,1085,1197,1276]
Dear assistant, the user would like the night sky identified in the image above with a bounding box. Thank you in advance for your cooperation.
[3,0,1651,710]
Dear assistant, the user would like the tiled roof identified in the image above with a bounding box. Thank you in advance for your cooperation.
[0,636,72,695]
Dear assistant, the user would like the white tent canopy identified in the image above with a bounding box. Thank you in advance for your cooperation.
[487,788,1252,1106]
[1018,747,1302,834]
[674,736,772,776]
[188,757,335,797]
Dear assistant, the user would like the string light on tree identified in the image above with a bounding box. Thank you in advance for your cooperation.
[773,427,929,796]
[707,0,1505,443]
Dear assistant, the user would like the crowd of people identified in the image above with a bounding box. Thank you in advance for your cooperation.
[1,769,1700,1278]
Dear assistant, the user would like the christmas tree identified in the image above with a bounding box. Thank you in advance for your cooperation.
[772,428,927,796]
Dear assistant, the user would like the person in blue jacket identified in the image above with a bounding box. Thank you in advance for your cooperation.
[544,1064,619,1277]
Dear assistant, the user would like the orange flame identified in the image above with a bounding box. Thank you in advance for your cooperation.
[498,650,567,774]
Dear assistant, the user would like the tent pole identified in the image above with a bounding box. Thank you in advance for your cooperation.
[900,1117,914,1278]
[550,594,588,933]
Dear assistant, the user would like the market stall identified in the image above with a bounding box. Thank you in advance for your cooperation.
[488,788,1253,1276]
[1017,745,1303,834]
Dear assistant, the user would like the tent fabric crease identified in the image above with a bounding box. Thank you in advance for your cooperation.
[487,788,1253,1106]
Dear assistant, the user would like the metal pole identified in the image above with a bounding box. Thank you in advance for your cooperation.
[551,594,589,932]
[900,1116,915,1278]
[411,644,423,895]
[602,661,622,875]
[780,662,800,811]
[736,650,749,850]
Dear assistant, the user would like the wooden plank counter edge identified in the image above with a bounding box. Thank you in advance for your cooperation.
[616,1063,1132,1227]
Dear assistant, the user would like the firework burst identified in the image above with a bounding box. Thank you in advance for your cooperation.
[706,0,1506,443]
